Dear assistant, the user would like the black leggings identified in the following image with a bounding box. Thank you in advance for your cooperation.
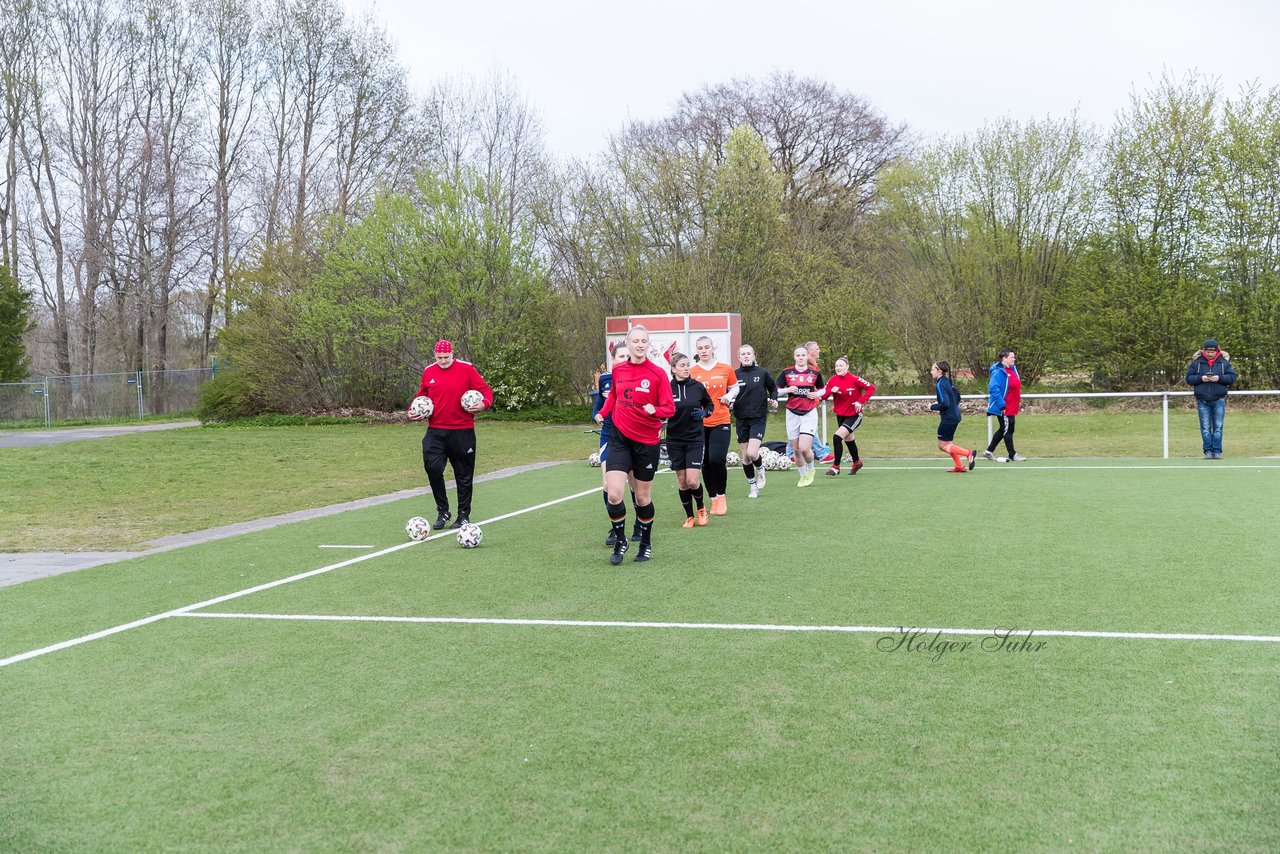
[988,414,1016,455]
[703,423,731,496]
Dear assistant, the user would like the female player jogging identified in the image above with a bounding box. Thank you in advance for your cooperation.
[690,337,737,516]
[596,342,636,546]
[666,354,714,528]
[777,345,825,486]
[595,326,676,564]
[822,356,875,475]
[731,344,778,499]
[930,360,976,473]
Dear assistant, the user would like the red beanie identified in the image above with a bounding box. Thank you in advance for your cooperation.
[434,340,453,355]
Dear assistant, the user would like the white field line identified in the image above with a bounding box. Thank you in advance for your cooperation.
[0,486,603,669]
[176,612,1280,644]
[318,545,374,549]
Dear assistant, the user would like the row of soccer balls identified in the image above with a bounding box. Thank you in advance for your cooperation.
[406,517,483,547]
[408,390,484,419]
[587,448,793,470]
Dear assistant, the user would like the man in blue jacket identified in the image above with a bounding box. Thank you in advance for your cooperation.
[1185,339,1236,459]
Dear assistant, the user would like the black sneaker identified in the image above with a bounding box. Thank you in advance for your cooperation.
[609,539,630,565]
[605,529,618,547]
[449,516,468,529]
[432,512,451,530]
[630,522,642,542]
[633,542,652,563]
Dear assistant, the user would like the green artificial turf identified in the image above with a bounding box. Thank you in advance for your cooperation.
[2,462,1278,850]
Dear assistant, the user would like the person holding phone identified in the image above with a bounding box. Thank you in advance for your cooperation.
[1186,339,1236,459]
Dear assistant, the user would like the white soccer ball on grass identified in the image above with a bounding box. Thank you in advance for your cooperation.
[588,451,602,467]
[409,396,433,419]
[405,516,431,541]
[725,451,741,467]
[456,522,483,548]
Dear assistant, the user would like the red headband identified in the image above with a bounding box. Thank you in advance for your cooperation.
[434,340,453,355]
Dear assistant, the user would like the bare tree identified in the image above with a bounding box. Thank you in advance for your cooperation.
[195,0,263,366]
[117,0,206,374]
[419,70,548,237]
[0,0,39,269]
[258,0,346,246]
[331,12,411,219]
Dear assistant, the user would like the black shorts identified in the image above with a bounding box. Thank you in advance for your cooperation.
[735,416,767,444]
[937,420,959,442]
[665,438,704,470]
[605,430,661,482]
[836,413,864,434]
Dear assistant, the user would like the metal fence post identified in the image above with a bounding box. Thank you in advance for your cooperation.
[137,370,144,420]
[1162,393,1169,459]
[43,377,51,427]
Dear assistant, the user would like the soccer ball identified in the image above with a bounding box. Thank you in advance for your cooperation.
[725,451,741,467]
[409,396,433,419]
[461,389,484,409]
[456,522,483,548]
[588,451,602,467]
[405,516,431,541]
[760,450,780,470]
[775,455,793,471]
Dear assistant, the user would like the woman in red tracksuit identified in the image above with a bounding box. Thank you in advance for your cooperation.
[821,356,875,475]
[595,325,676,565]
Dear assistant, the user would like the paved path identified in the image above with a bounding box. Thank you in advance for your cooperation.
[0,461,568,588]
[0,420,201,448]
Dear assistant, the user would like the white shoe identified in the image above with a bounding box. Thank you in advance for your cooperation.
[982,450,996,461]
[997,456,1008,463]
[1011,454,1027,462]
[756,468,766,489]
[748,485,759,499]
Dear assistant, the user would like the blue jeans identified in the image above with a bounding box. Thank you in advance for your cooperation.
[1196,398,1225,454]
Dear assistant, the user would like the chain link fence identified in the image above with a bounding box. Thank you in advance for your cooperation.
[0,368,212,428]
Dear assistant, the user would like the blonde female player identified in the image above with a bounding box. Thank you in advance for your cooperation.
[596,325,676,564]
[690,336,738,516]
[822,356,875,475]
[776,345,825,487]
[731,344,778,499]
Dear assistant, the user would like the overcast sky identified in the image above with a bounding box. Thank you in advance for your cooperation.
[340,0,1280,159]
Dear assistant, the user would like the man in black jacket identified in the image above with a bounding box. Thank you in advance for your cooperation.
[1185,339,1236,459]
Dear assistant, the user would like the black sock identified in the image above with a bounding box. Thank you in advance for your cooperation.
[743,462,756,479]
[607,501,627,538]
[679,488,693,518]
[848,438,859,461]
[692,484,705,509]
[832,437,844,466]
[636,502,654,544]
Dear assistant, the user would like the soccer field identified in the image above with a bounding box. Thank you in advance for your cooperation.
[2,458,1278,851]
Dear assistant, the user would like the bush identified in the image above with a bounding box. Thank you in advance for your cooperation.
[196,370,265,422]
[480,404,591,424]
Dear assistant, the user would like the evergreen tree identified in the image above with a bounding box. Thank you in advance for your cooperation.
[0,265,33,381]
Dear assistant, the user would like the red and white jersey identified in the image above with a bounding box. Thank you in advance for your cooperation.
[414,360,493,429]
[822,373,875,417]
[778,367,824,413]
[599,358,676,445]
